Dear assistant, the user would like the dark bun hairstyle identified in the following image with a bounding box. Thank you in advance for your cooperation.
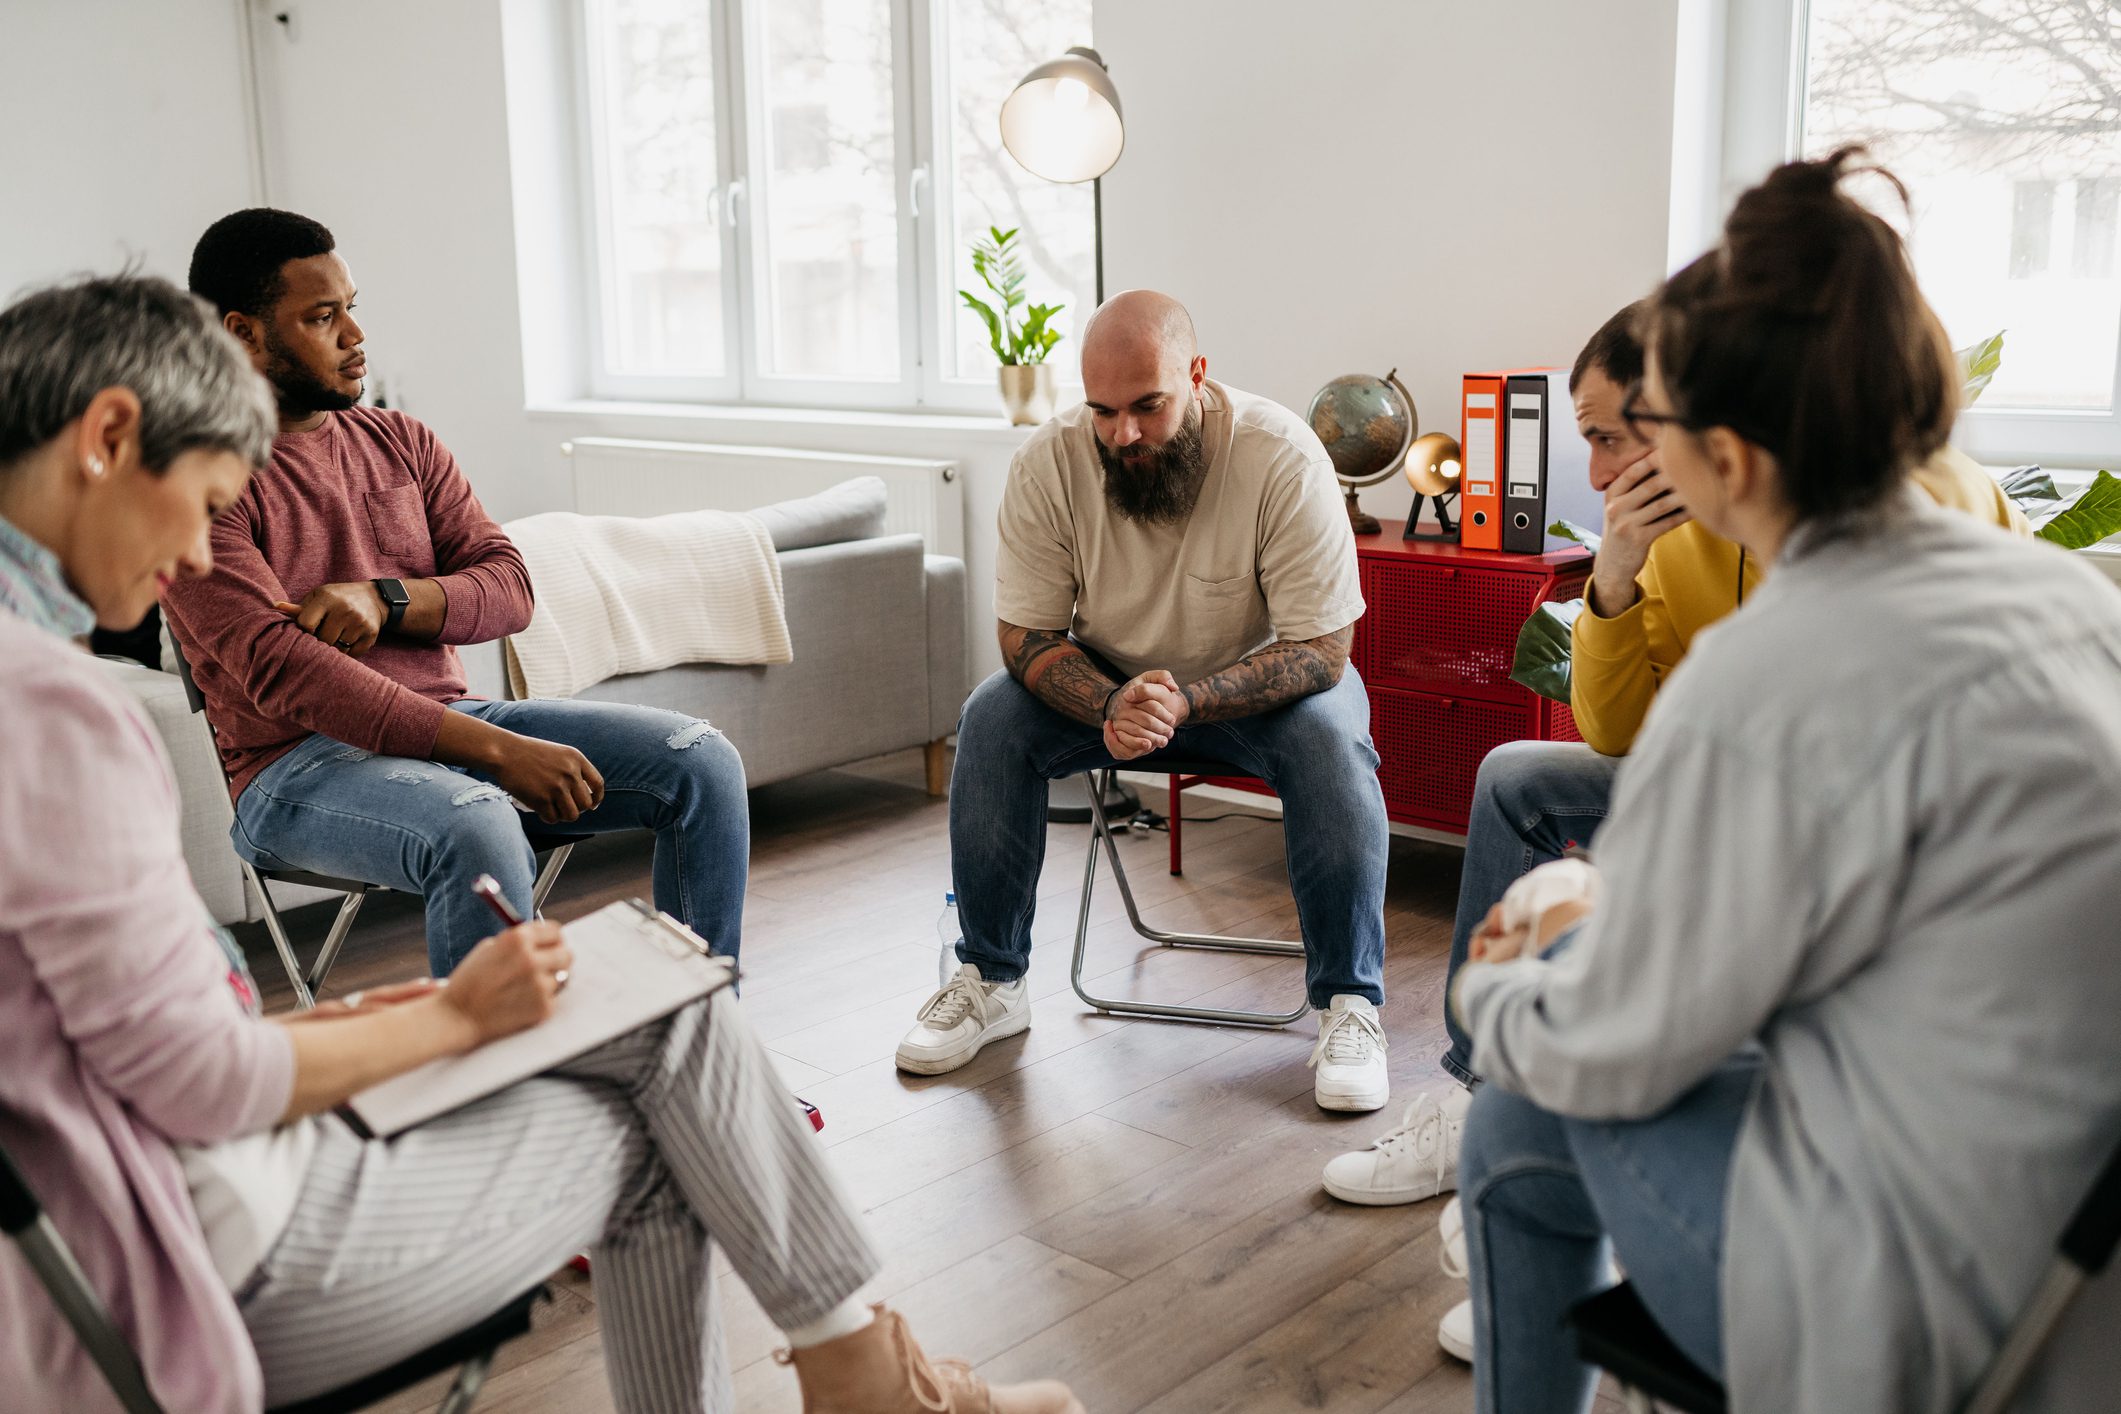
[1639,146,1958,524]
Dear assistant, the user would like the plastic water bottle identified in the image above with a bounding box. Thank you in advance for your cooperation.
[936,891,960,987]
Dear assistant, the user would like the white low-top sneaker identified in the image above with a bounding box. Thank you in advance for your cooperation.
[894,963,1031,1075]
[1437,1297,1473,1363]
[1438,1193,1468,1278]
[1320,1086,1471,1204]
[1309,994,1390,1112]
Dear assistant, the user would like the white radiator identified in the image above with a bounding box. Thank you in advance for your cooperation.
[562,436,964,559]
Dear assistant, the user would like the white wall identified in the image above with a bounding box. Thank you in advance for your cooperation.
[0,0,259,301]
[1093,0,1681,524]
[3,0,1685,684]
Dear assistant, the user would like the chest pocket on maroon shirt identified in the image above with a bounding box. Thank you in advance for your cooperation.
[365,483,431,562]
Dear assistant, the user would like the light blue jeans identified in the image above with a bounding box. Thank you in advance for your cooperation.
[1460,1051,1761,1414]
[946,667,1390,1007]
[233,698,749,975]
[1442,742,1622,1085]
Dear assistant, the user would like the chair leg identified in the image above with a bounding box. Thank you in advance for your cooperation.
[244,862,316,1011]
[923,738,950,797]
[1069,769,1310,1028]
[433,1349,498,1414]
[1169,773,1183,876]
[530,843,576,915]
[303,890,370,998]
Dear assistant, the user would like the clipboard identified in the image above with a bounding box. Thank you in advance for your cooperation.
[338,899,736,1140]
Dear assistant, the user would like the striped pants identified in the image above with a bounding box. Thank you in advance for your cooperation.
[238,989,880,1412]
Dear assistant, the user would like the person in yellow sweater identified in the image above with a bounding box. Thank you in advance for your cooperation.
[1317,299,2027,1367]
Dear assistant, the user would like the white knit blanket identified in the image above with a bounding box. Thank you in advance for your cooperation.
[501,509,792,700]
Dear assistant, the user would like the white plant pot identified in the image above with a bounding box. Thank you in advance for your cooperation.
[998,363,1057,427]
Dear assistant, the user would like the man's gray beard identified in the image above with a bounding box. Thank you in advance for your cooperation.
[1098,408,1208,524]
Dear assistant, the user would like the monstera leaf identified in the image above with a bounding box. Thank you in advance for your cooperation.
[1511,598,1584,705]
[2035,470,2121,551]
[1957,331,2004,405]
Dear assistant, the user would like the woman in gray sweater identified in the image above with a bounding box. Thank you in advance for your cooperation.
[1451,147,2121,1412]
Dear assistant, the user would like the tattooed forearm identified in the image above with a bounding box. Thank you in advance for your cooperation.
[999,621,1122,727]
[1180,626,1352,725]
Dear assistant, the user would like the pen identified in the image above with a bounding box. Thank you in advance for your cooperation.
[471,874,568,991]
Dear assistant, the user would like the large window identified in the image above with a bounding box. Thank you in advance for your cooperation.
[1718,0,2121,464]
[580,0,1096,412]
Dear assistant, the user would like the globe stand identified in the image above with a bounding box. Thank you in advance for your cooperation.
[1404,490,1459,541]
[1344,487,1382,536]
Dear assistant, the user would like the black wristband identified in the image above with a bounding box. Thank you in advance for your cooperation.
[372,578,411,633]
[1100,684,1123,722]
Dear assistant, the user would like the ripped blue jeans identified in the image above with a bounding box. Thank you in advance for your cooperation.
[232,699,748,975]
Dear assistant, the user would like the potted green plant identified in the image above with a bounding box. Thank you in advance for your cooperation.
[960,226,1065,426]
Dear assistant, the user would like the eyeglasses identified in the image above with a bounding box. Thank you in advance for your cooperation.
[1619,382,1690,440]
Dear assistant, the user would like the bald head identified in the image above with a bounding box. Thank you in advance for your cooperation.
[1081,289,1197,373]
[1080,290,1205,466]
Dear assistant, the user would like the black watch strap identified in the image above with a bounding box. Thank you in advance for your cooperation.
[373,578,411,632]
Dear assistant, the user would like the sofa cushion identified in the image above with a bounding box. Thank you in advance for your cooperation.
[748,476,888,551]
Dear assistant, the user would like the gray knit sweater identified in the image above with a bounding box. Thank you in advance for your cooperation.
[1460,493,2121,1411]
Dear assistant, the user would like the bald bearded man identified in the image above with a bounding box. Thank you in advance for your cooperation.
[896,292,1393,1112]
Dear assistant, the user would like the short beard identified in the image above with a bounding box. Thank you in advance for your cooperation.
[262,327,361,419]
[1098,405,1208,524]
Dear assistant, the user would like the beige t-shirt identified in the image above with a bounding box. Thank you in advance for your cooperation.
[995,379,1364,685]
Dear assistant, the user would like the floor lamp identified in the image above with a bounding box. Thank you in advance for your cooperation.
[1000,46,1133,823]
[1000,46,1124,304]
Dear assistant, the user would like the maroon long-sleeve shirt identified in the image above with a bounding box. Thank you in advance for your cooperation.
[162,407,534,802]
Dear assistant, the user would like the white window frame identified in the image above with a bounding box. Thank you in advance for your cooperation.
[572,0,1086,416]
[1709,0,2121,469]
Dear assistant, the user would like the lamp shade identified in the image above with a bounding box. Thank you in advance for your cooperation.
[1000,46,1124,183]
[1405,432,1464,498]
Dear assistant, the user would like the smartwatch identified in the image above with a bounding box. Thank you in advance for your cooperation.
[373,577,411,633]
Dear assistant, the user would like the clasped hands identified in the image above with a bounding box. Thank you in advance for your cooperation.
[274,580,388,656]
[1101,669,1190,761]
[1468,859,1603,965]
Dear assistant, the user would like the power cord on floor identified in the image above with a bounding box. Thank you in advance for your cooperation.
[1120,807,1277,835]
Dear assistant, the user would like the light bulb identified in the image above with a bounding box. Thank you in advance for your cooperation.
[1441,459,1462,479]
[1053,76,1091,111]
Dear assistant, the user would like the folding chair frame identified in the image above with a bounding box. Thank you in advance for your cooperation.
[1068,765,1310,1028]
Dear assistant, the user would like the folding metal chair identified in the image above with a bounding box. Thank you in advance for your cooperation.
[1568,1126,2121,1413]
[167,634,577,1009]
[1068,759,1309,1027]
[0,1132,544,1414]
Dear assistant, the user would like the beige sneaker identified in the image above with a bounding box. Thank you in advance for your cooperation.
[778,1304,1084,1414]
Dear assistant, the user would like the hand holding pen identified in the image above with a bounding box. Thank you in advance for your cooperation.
[471,874,570,994]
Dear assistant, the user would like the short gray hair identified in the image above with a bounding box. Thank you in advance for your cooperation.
[0,275,276,476]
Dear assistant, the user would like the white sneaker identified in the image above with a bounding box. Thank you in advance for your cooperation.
[1437,1297,1473,1363]
[894,964,1031,1075]
[1310,995,1389,1112]
[1438,1194,1467,1278]
[1320,1087,1470,1203]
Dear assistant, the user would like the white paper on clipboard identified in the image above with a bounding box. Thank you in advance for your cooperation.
[341,900,735,1139]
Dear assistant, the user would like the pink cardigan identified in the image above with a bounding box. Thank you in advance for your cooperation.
[0,610,294,1412]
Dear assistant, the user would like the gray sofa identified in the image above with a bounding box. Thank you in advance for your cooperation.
[109,496,966,928]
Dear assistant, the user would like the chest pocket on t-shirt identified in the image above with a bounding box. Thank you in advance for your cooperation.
[1181,570,1265,651]
[365,484,431,562]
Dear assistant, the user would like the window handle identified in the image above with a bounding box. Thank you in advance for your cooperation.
[908,165,929,220]
[725,177,745,229]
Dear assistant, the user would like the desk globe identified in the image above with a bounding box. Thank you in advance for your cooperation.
[1308,369,1416,534]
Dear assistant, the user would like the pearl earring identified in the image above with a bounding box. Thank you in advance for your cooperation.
[87,458,105,477]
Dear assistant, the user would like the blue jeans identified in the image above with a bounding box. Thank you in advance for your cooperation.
[1442,742,1621,1085]
[233,698,749,975]
[946,667,1390,1008]
[1459,1055,1760,1414]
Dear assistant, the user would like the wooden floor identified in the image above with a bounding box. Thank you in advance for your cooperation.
[239,746,1496,1413]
